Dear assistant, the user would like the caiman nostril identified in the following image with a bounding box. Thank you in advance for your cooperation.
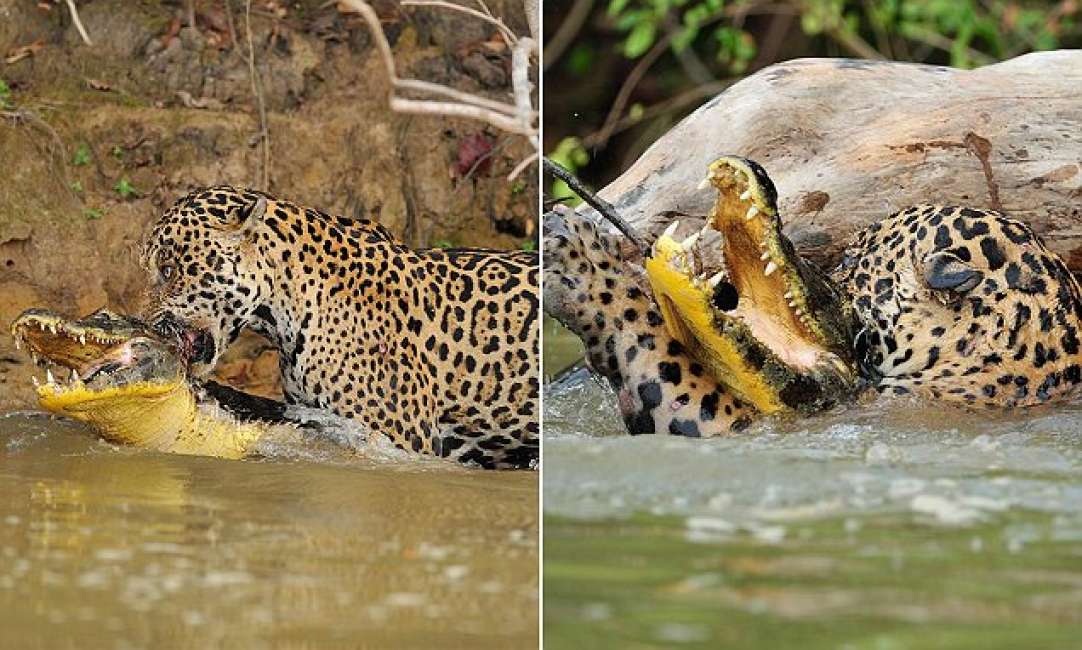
[712,281,739,311]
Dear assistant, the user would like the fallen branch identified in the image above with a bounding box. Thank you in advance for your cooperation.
[63,0,93,45]
[543,157,645,254]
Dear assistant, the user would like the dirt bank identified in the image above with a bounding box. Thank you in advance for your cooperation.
[0,0,537,409]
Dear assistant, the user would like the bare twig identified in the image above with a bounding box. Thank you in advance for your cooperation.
[582,80,733,149]
[508,152,538,181]
[543,157,645,254]
[521,0,538,42]
[397,79,522,116]
[825,25,886,60]
[338,0,537,144]
[245,0,271,189]
[63,0,93,45]
[223,0,238,48]
[401,0,517,44]
[543,0,592,69]
[594,34,671,148]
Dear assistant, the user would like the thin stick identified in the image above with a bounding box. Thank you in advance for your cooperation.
[63,0,93,45]
[245,0,270,189]
[543,157,644,253]
[543,0,593,70]
[507,152,537,181]
[338,0,537,139]
[397,79,523,117]
[389,97,530,134]
[401,0,517,44]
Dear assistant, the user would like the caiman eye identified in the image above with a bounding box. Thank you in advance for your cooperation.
[159,264,176,282]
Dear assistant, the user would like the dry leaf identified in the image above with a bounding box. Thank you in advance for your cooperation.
[5,40,45,65]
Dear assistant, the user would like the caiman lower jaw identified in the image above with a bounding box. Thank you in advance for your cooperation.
[645,156,857,414]
[37,379,181,414]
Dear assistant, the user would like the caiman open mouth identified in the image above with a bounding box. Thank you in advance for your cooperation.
[644,156,857,414]
[10,309,182,406]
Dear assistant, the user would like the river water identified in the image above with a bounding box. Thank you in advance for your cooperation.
[543,321,1082,649]
[0,412,538,649]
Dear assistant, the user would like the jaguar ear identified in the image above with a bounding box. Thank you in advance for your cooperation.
[923,251,983,292]
[236,196,267,238]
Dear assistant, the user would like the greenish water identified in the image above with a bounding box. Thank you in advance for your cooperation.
[0,413,538,649]
[543,325,1082,649]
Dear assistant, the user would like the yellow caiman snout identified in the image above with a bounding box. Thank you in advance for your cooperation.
[11,309,263,459]
[645,156,858,415]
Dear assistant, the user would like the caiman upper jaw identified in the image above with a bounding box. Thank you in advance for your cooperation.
[10,308,181,403]
[645,155,858,414]
[11,309,143,367]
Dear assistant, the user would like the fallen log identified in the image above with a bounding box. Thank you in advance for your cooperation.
[589,51,1082,271]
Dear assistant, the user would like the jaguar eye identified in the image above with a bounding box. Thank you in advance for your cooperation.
[160,264,176,282]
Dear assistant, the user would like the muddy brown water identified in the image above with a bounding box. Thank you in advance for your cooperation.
[0,413,538,649]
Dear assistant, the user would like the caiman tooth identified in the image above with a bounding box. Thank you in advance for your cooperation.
[794,308,803,317]
[740,190,751,201]
[681,231,700,251]
[760,251,771,261]
[788,300,798,308]
[745,206,759,221]
[697,177,711,190]
[79,333,86,345]
[764,261,778,276]
[31,376,40,388]
[49,323,57,335]
[46,368,56,386]
[784,291,793,300]
[13,337,20,351]
[707,271,725,288]
[662,220,680,239]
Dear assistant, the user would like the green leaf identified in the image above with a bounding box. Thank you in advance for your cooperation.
[72,144,91,167]
[624,20,657,58]
[83,208,103,221]
[114,178,137,198]
[520,239,537,252]
[607,0,630,17]
[432,239,454,249]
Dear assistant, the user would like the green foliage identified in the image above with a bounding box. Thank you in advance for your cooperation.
[521,239,537,252]
[70,181,83,194]
[72,144,91,167]
[605,0,1079,71]
[114,178,137,198]
[432,239,454,249]
[606,0,757,73]
[111,145,124,161]
[547,137,591,205]
[83,208,103,221]
[0,79,12,110]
